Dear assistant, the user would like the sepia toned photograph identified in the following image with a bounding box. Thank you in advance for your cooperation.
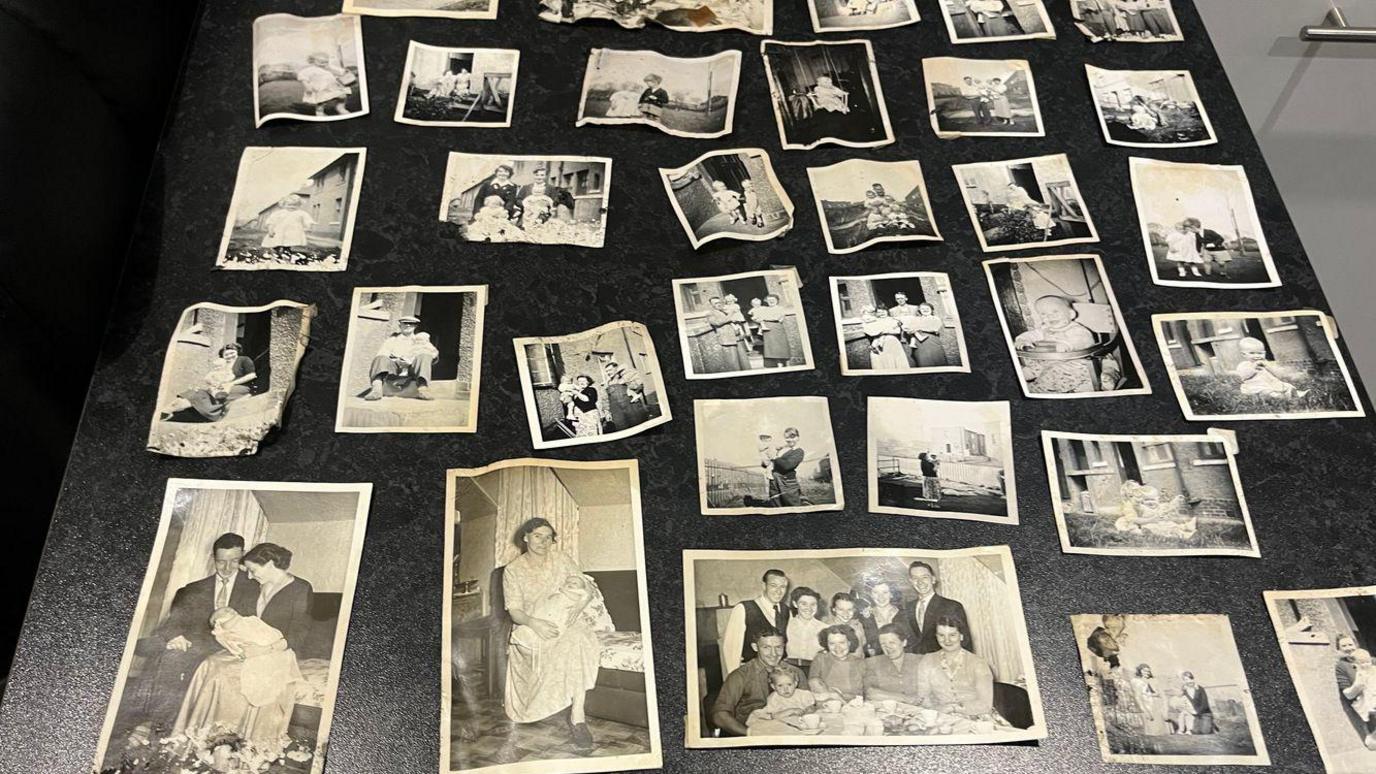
[954,153,1098,252]
[343,0,499,19]
[868,397,1015,524]
[1153,310,1365,421]
[394,43,518,127]
[513,321,672,449]
[1042,430,1260,557]
[1130,157,1279,288]
[253,14,368,127]
[806,0,919,32]
[1071,0,1183,43]
[660,148,793,249]
[335,286,487,434]
[90,479,373,774]
[577,49,740,139]
[761,39,894,151]
[830,271,969,376]
[684,546,1046,747]
[984,254,1151,399]
[215,147,366,272]
[807,159,941,254]
[1072,613,1268,766]
[937,0,1055,43]
[924,57,1043,138]
[695,396,842,516]
[672,268,814,379]
[149,301,314,458]
[1087,65,1215,147]
[539,0,772,34]
[443,458,662,774]
[1265,586,1376,774]
[440,153,611,248]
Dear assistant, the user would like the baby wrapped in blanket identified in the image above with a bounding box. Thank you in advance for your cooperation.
[511,574,594,649]
[209,607,304,708]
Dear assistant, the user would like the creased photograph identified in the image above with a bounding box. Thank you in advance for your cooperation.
[335,286,487,434]
[937,0,1055,43]
[1087,66,1214,148]
[684,545,1046,747]
[807,159,942,254]
[442,458,662,774]
[577,49,740,139]
[89,479,373,774]
[1072,614,1268,766]
[954,153,1098,252]
[539,0,772,35]
[440,153,611,248]
[513,321,672,449]
[671,267,814,379]
[806,0,919,33]
[253,14,368,127]
[830,271,969,376]
[148,300,314,458]
[395,43,518,128]
[924,57,1043,139]
[1071,0,1182,42]
[761,39,894,151]
[660,148,793,249]
[343,0,500,19]
[1042,429,1260,557]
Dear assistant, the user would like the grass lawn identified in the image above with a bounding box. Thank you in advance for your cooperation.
[935,110,1040,135]
[1178,371,1358,417]
[582,96,728,134]
[1107,713,1258,758]
[1150,244,1272,284]
[1063,511,1250,551]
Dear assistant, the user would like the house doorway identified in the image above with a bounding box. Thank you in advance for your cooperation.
[415,292,465,382]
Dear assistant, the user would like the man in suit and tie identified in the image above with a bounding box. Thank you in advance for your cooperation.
[718,568,791,676]
[901,560,974,655]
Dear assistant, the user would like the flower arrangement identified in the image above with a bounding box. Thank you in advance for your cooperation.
[98,723,315,774]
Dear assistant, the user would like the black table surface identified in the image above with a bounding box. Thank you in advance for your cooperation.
[2,1,1373,772]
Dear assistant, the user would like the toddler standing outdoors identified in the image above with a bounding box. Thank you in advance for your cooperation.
[297,52,353,116]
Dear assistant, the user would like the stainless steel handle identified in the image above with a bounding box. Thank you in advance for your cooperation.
[1301,6,1376,42]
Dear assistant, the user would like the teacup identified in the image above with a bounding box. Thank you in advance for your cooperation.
[801,713,822,729]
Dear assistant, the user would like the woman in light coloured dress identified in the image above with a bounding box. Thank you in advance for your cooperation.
[915,618,994,718]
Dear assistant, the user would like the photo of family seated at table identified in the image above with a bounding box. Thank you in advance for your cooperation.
[685,548,1044,746]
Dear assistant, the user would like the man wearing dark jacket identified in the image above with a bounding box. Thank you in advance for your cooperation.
[901,560,974,654]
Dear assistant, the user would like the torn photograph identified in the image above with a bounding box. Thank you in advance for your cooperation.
[89,479,373,774]
[440,153,611,248]
[937,0,1055,43]
[442,458,662,774]
[215,147,366,272]
[335,286,487,434]
[1153,310,1365,421]
[869,397,1016,525]
[513,321,672,449]
[253,14,368,127]
[830,271,969,376]
[1130,157,1279,288]
[539,0,772,35]
[343,0,500,19]
[1072,613,1268,766]
[924,57,1043,139]
[807,159,941,254]
[1087,65,1214,147]
[954,153,1098,252]
[684,545,1046,747]
[660,148,793,248]
[395,43,518,128]
[671,267,814,380]
[984,254,1151,399]
[577,49,741,139]
[1042,429,1260,557]
[1072,0,1183,43]
[806,0,920,33]
[695,396,842,516]
[761,39,894,151]
[149,300,314,458]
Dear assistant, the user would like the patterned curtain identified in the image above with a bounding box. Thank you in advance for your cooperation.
[159,488,268,622]
[939,555,1025,684]
[494,466,580,568]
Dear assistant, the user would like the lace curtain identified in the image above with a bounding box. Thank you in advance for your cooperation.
[159,488,268,622]
[939,554,1026,684]
[494,466,580,568]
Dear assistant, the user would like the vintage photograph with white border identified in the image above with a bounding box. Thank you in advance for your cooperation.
[924,57,1044,139]
[760,39,894,151]
[576,49,741,139]
[659,148,794,248]
[1071,0,1183,43]
[671,267,815,379]
[807,159,942,254]
[830,271,969,376]
[954,153,1098,252]
[937,0,1056,44]
[1087,65,1215,148]
[439,153,612,248]
[539,0,772,34]
[253,14,369,127]
[806,0,920,33]
[394,43,518,128]
[343,0,500,20]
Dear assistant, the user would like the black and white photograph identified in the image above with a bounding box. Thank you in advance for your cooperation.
[1042,430,1260,557]
[395,43,518,127]
[671,267,814,379]
[440,153,611,248]
[1071,0,1183,43]
[1130,157,1280,288]
[807,159,941,254]
[342,0,499,19]
[660,148,794,249]
[830,272,969,376]
[1153,310,1365,421]
[984,254,1151,399]
[252,14,368,127]
[1087,65,1215,147]
[148,300,314,458]
[761,39,894,151]
[576,49,740,139]
[868,397,1015,524]
[683,545,1046,747]
[1265,586,1376,774]
[954,153,1098,251]
[89,479,373,774]
[442,458,662,774]
[924,57,1043,139]
[538,0,772,34]
[806,0,919,33]
[936,0,1055,43]
[334,286,487,434]
[513,321,672,449]
[695,396,842,516]
[1072,613,1269,766]
[214,147,366,272]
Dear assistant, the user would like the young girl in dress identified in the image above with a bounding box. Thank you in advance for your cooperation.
[297,53,353,116]
[522,181,555,226]
[723,294,748,341]
[467,194,516,241]
[262,195,315,253]
[741,180,764,228]
[1235,337,1309,399]
[1013,295,1119,393]
[811,75,849,114]
[711,180,745,223]
[1165,221,1204,278]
